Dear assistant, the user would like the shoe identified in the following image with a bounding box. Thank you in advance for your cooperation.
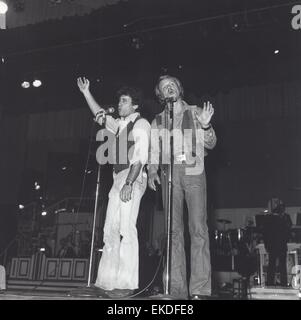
[94,287,112,298]
[107,289,135,299]
[84,284,112,298]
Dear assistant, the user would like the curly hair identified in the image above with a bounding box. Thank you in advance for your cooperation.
[117,86,143,107]
[155,75,184,104]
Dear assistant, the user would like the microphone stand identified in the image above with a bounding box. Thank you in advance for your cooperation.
[69,124,106,297]
[87,164,101,287]
[68,164,103,297]
[150,99,177,300]
[164,100,174,297]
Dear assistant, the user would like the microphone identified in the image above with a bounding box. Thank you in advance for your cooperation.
[97,107,115,116]
[164,97,176,104]
[102,107,115,115]
[164,98,175,112]
[95,107,115,122]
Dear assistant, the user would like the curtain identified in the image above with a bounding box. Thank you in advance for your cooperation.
[27,108,92,141]
[213,80,301,122]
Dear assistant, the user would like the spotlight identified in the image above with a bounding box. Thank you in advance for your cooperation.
[19,204,24,209]
[39,248,45,252]
[131,37,143,50]
[41,211,47,216]
[21,81,30,89]
[264,209,268,213]
[274,49,279,55]
[55,208,66,214]
[229,14,244,32]
[0,1,8,14]
[33,79,42,87]
[62,166,67,170]
[35,182,41,190]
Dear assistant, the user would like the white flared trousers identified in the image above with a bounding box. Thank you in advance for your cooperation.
[95,169,147,290]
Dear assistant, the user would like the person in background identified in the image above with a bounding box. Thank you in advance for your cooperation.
[263,201,292,286]
[58,237,75,258]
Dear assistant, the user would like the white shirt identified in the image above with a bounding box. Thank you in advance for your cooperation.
[100,112,151,166]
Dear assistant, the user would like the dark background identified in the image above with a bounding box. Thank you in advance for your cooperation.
[0,0,300,252]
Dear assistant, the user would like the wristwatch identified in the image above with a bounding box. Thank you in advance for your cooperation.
[201,123,212,131]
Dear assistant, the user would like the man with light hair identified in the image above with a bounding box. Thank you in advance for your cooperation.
[148,75,217,300]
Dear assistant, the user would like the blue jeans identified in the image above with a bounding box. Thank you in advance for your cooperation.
[162,164,211,298]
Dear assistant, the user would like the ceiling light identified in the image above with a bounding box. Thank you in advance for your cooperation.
[21,81,30,89]
[131,37,143,50]
[55,208,66,214]
[33,79,42,87]
[274,49,279,54]
[0,1,8,14]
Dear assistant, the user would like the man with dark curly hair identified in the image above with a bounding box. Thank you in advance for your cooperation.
[77,77,150,298]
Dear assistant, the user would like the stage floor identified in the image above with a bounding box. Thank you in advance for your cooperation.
[1,287,299,300]
[0,290,106,300]
[0,289,181,300]
[0,290,217,300]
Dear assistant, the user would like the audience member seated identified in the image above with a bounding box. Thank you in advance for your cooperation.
[57,237,76,258]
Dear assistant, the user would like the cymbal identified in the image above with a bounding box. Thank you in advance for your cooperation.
[217,219,231,224]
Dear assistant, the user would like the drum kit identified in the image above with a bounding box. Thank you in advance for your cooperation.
[211,219,247,255]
